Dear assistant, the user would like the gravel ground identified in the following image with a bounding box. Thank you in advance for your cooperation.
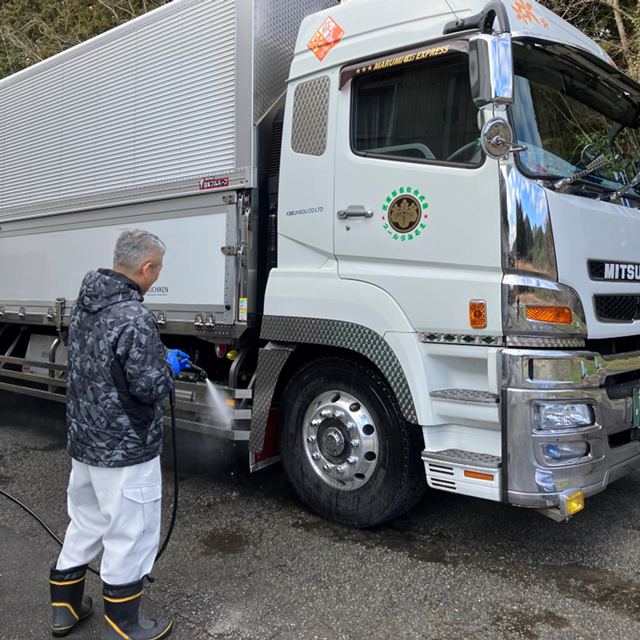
[3,390,640,640]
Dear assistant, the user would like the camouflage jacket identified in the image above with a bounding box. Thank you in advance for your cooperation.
[66,269,173,467]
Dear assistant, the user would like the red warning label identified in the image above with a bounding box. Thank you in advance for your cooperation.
[199,176,229,191]
[307,17,345,62]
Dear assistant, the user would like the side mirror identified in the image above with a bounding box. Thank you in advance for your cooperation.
[469,33,514,108]
[481,117,527,159]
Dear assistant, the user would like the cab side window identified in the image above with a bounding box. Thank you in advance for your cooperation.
[352,52,483,166]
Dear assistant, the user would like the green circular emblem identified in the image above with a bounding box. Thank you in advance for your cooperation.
[381,188,429,241]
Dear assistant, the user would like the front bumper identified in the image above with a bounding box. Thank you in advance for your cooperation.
[504,347,640,508]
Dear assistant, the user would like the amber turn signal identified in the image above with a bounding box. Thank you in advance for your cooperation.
[526,306,572,324]
[469,301,486,329]
[464,470,494,482]
[566,490,584,516]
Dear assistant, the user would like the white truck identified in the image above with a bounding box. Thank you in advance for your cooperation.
[2,0,640,526]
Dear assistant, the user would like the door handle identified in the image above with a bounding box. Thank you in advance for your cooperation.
[337,206,374,220]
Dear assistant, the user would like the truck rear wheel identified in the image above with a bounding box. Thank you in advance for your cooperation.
[278,356,426,527]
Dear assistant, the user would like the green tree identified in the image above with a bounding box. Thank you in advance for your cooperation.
[539,0,640,80]
[0,0,166,79]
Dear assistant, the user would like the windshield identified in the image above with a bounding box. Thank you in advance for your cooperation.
[511,42,640,199]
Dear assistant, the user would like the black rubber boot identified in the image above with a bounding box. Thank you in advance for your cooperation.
[103,579,172,640]
[50,564,93,637]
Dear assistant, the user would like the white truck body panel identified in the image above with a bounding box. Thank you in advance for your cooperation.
[0,207,228,308]
[547,190,640,339]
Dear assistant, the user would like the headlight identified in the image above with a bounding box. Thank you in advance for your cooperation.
[533,402,594,431]
[542,442,590,465]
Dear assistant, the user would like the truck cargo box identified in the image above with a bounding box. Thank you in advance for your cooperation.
[0,0,336,334]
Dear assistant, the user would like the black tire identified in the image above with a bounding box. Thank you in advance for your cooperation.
[278,356,427,528]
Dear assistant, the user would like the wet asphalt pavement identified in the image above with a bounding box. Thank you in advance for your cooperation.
[3,391,640,639]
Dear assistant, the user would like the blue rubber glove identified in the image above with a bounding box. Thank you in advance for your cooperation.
[167,349,191,376]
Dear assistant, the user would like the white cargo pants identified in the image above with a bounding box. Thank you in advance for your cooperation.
[56,456,162,585]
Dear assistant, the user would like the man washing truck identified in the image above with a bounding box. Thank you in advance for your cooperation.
[50,231,190,639]
[2,0,640,541]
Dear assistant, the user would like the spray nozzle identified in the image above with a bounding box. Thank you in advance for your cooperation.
[187,361,208,383]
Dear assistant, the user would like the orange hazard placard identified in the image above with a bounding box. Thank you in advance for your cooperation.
[307,17,345,62]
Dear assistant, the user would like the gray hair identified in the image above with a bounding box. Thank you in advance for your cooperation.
[113,229,166,271]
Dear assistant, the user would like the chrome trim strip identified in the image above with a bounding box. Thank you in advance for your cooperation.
[506,348,640,390]
[419,332,503,346]
[506,336,586,349]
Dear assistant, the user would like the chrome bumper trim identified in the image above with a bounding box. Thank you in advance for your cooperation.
[504,347,640,508]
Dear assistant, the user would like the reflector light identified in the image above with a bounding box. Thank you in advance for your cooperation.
[566,491,584,516]
[464,470,494,481]
[469,301,487,328]
[225,399,235,407]
[526,306,572,324]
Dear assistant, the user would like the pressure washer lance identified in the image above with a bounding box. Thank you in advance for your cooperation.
[0,358,205,578]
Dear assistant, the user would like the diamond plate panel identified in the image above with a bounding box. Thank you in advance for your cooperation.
[430,389,500,404]
[254,0,338,124]
[249,342,296,453]
[291,76,330,156]
[261,316,418,424]
[424,449,502,469]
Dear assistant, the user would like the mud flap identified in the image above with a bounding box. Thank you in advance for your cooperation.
[249,342,296,454]
[250,410,280,471]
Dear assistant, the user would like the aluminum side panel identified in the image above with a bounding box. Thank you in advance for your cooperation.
[0,0,237,220]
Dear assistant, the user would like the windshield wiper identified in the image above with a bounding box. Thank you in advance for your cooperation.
[602,170,640,203]
[552,154,608,194]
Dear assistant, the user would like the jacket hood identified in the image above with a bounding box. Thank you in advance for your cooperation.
[76,269,143,314]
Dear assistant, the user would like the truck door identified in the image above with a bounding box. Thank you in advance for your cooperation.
[333,42,503,336]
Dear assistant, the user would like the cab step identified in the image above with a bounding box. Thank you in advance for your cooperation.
[421,449,501,501]
[429,389,500,403]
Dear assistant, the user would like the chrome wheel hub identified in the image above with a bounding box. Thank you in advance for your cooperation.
[302,391,379,490]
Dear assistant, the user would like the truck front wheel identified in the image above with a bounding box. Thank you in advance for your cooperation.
[278,356,426,527]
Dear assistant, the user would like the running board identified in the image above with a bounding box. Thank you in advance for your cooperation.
[422,448,501,501]
[429,389,500,403]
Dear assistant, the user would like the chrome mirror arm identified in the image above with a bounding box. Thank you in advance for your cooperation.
[488,135,528,154]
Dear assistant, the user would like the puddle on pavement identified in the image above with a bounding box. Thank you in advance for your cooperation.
[292,520,453,565]
[539,563,640,619]
[202,530,250,556]
[488,607,569,639]
[293,519,640,622]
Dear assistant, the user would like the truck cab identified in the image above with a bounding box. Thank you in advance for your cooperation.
[264,0,640,523]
